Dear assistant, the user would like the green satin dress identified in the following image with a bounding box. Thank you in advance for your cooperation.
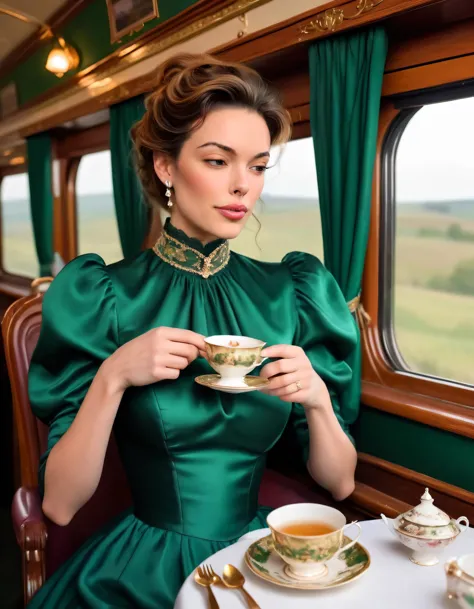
[28,219,357,608]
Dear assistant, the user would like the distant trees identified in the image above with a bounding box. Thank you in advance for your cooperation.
[428,258,474,296]
[418,222,474,242]
[446,222,474,242]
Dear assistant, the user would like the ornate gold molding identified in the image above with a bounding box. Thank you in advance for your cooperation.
[0,0,272,136]
[52,0,272,96]
[87,0,271,103]
[111,0,270,76]
[299,0,384,35]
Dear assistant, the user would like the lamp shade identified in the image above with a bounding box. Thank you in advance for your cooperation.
[45,41,79,77]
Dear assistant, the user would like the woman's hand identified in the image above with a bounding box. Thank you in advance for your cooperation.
[259,345,330,410]
[103,327,206,393]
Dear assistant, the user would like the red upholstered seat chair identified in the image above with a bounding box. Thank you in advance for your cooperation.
[2,278,132,605]
[2,277,322,606]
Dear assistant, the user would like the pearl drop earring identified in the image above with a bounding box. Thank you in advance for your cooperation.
[165,181,173,208]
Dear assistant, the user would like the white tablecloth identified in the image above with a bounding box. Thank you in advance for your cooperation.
[174,519,474,609]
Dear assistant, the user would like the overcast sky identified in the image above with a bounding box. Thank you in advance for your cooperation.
[3,96,474,203]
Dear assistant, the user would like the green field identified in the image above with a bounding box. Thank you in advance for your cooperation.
[395,285,474,383]
[394,234,474,285]
[2,194,474,385]
[231,206,323,261]
[393,206,474,384]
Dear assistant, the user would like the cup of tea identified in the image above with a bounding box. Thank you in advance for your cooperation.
[204,335,266,385]
[445,554,474,608]
[266,503,362,580]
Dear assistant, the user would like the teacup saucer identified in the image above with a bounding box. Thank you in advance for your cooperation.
[245,534,370,590]
[195,374,269,394]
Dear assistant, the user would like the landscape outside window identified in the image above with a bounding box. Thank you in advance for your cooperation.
[76,150,123,265]
[393,97,474,385]
[231,137,323,261]
[1,172,36,277]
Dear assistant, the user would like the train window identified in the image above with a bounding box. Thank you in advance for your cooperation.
[0,172,37,277]
[231,137,323,261]
[382,97,474,386]
[76,150,123,264]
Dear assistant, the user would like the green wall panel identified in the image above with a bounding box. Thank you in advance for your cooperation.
[353,405,474,492]
[0,0,201,105]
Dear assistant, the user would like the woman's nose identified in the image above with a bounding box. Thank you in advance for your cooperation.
[230,172,249,198]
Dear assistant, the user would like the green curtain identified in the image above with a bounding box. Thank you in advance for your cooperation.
[309,27,388,425]
[26,134,54,276]
[110,95,148,259]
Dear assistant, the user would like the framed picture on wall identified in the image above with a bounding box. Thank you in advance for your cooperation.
[106,0,159,43]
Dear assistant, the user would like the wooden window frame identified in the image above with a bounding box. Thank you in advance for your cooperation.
[55,123,111,263]
[253,15,474,439]
[58,121,161,260]
[361,20,474,439]
[0,122,113,293]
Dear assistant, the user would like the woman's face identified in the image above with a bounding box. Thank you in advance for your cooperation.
[154,107,271,244]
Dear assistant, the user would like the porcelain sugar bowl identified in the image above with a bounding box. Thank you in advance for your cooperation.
[381,488,469,566]
[445,554,474,608]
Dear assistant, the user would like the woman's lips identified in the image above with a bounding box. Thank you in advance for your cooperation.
[217,205,248,221]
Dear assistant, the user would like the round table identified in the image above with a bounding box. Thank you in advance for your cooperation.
[174,519,474,609]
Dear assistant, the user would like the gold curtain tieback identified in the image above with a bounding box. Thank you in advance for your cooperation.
[347,294,371,330]
[348,292,386,386]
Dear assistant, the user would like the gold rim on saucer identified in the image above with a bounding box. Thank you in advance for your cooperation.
[195,374,269,391]
[245,534,371,590]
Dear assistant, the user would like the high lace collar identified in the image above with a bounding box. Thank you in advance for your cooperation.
[153,219,230,278]
[164,218,227,256]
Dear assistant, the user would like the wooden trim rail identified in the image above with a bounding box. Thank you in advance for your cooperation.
[353,453,474,521]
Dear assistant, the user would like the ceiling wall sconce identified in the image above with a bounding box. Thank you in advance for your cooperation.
[44,36,79,78]
[0,4,80,77]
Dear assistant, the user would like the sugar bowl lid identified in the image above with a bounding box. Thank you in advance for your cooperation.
[401,488,450,526]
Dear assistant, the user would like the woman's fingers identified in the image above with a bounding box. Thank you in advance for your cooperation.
[266,371,302,392]
[168,328,207,351]
[167,340,200,362]
[163,354,190,370]
[260,358,298,379]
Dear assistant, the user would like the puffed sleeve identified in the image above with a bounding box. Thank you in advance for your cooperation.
[28,254,119,495]
[282,252,359,461]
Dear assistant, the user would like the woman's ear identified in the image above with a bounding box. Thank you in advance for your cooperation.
[153,152,173,186]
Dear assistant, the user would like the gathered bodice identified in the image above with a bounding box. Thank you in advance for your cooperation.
[106,246,296,540]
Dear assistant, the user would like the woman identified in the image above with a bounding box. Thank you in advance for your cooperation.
[28,53,358,608]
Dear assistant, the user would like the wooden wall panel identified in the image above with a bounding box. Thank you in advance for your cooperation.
[355,453,474,521]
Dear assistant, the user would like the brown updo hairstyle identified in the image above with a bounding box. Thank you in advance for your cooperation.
[132,52,292,211]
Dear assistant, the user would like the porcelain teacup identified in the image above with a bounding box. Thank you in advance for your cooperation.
[266,503,362,580]
[446,554,474,608]
[204,335,266,386]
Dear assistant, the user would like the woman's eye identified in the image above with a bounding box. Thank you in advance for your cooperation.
[205,159,226,167]
[252,165,268,173]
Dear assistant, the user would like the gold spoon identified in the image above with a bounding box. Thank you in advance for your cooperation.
[222,564,261,609]
[194,565,220,609]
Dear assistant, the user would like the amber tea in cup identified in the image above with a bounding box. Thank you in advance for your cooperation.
[280,522,336,536]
